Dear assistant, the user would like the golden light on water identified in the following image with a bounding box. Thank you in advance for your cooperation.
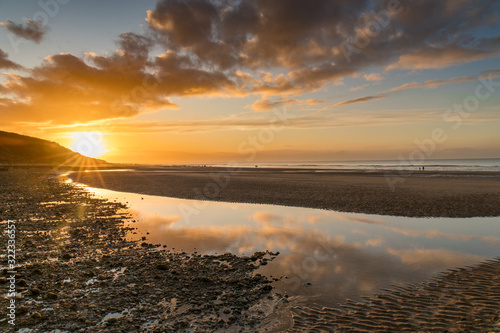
[70,132,107,158]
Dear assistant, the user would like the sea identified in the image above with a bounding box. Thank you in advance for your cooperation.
[196,158,500,172]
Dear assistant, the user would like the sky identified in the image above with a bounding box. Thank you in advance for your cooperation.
[0,0,499,163]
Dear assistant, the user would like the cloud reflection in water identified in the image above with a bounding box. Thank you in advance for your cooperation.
[114,194,500,308]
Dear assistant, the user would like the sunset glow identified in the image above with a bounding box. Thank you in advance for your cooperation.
[0,1,499,163]
[70,132,107,158]
[1,2,500,331]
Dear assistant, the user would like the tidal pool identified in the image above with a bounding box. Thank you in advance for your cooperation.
[85,185,500,309]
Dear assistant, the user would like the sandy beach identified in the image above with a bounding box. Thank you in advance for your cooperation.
[290,258,500,332]
[1,169,499,332]
[69,166,500,217]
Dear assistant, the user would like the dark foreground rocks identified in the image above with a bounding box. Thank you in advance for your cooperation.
[0,169,282,332]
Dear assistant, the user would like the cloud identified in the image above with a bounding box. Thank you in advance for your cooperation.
[0,49,178,124]
[348,74,383,92]
[481,69,500,76]
[0,31,239,124]
[329,94,388,108]
[145,0,500,96]
[31,106,484,135]
[238,96,324,112]
[389,226,500,247]
[364,73,383,81]
[324,212,387,225]
[328,70,500,111]
[0,18,49,43]
[386,45,500,70]
[386,72,500,93]
[147,0,366,69]
[304,99,325,106]
[349,84,369,92]
[127,214,459,303]
[247,96,298,112]
[387,248,484,271]
[252,211,298,228]
[2,0,500,125]
[0,49,22,69]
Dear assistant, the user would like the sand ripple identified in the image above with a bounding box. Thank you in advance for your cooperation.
[289,258,500,332]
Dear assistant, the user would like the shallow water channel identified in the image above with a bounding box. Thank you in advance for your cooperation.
[81,184,500,309]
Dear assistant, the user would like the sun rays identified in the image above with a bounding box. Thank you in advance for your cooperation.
[70,132,107,158]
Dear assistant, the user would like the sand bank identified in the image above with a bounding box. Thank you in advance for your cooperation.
[69,166,500,217]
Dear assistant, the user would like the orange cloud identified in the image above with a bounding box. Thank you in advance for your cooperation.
[246,97,298,112]
[387,46,500,71]
[0,53,178,125]
[1,0,500,127]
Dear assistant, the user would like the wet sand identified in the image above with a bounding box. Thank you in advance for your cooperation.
[69,166,500,217]
[0,170,282,332]
[290,258,500,332]
[2,169,499,332]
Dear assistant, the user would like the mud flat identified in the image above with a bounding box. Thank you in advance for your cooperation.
[69,166,500,217]
[0,169,283,332]
[290,258,500,332]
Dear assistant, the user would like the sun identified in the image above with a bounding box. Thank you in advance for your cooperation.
[71,132,107,158]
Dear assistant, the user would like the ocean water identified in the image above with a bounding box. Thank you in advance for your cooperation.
[199,158,500,172]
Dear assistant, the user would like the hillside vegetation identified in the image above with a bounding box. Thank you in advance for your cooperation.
[0,130,107,166]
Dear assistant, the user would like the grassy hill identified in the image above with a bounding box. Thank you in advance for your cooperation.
[0,130,108,166]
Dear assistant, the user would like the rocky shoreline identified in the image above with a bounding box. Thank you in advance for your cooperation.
[0,169,284,332]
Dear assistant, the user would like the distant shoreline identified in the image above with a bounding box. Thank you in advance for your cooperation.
[161,157,500,173]
[67,166,500,217]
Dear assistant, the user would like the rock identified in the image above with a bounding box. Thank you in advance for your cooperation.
[156,264,169,270]
[261,285,273,292]
[15,305,27,315]
[0,171,283,332]
[47,292,58,300]
[30,288,41,297]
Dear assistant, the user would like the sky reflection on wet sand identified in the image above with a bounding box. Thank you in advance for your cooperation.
[88,186,500,308]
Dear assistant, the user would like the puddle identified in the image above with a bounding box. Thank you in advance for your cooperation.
[85,186,500,309]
